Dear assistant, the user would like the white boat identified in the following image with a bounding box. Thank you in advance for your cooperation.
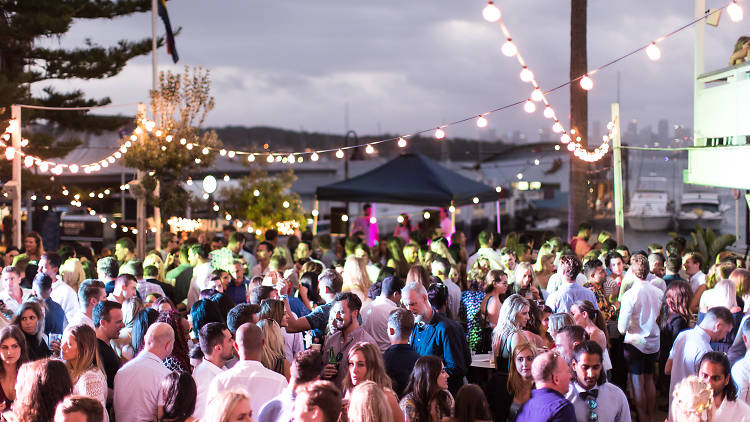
[677,192,726,232]
[625,177,673,231]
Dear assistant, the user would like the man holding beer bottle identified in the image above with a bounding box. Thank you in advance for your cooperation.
[320,292,376,388]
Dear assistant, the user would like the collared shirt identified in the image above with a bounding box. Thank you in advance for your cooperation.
[51,279,79,324]
[114,351,171,422]
[192,359,226,419]
[649,276,667,293]
[409,309,471,394]
[669,327,713,405]
[362,295,399,353]
[689,271,707,294]
[729,315,750,365]
[618,280,663,354]
[546,272,587,295]
[517,387,577,422]
[383,343,420,398]
[207,360,288,419]
[69,312,95,329]
[545,282,599,314]
[137,280,166,301]
[467,247,504,271]
[187,262,212,308]
[566,381,631,422]
[282,326,304,364]
[322,326,376,388]
[443,278,461,320]
[0,288,32,315]
[258,387,295,422]
[43,297,67,335]
[732,353,750,404]
[663,273,687,288]
[713,396,750,421]
[583,282,617,321]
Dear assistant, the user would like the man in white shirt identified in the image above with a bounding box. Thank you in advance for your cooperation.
[208,322,288,418]
[666,307,734,414]
[732,318,750,403]
[113,322,174,421]
[0,266,31,315]
[69,279,106,328]
[120,260,165,300]
[187,244,212,309]
[192,322,233,419]
[39,252,79,323]
[252,241,273,279]
[107,274,138,304]
[362,276,403,353]
[258,349,324,422]
[699,351,750,420]
[431,258,459,320]
[467,230,503,271]
[617,254,663,422]
[566,341,631,422]
[684,251,707,312]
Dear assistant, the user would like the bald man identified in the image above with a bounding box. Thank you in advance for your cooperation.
[114,322,175,421]
[207,323,288,418]
[516,351,576,422]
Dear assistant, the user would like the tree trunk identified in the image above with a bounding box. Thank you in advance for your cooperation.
[568,0,589,240]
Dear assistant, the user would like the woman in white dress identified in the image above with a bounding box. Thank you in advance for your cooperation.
[61,323,108,420]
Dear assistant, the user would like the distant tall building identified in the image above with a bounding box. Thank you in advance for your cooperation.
[591,120,601,144]
[624,119,638,144]
[657,119,669,142]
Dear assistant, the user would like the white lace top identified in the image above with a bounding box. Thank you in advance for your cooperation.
[73,368,108,421]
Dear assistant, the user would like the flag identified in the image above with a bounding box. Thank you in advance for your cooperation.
[157,0,179,63]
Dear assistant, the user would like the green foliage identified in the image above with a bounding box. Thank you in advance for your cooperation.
[0,0,165,190]
[672,226,736,272]
[123,67,221,219]
[219,169,306,233]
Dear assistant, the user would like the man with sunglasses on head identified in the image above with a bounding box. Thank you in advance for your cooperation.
[567,341,631,422]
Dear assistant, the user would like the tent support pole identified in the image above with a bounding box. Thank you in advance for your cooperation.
[496,200,501,233]
[450,201,455,237]
[313,198,319,236]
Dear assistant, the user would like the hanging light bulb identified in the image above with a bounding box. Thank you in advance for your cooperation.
[52,166,63,175]
[579,74,594,91]
[267,154,274,163]
[434,128,446,140]
[646,42,661,61]
[297,156,303,163]
[223,174,230,182]
[202,147,210,155]
[552,122,563,133]
[253,189,260,197]
[186,178,193,186]
[24,156,34,168]
[288,153,295,162]
[247,154,255,162]
[39,162,49,173]
[213,204,220,212]
[283,201,290,208]
[501,40,517,57]
[523,100,536,113]
[561,133,572,144]
[482,1,501,22]
[727,1,743,22]
[531,88,544,102]
[154,130,162,137]
[227,151,236,158]
[335,149,345,159]
[476,115,488,128]
[472,197,480,204]
[365,144,374,154]
[311,152,320,161]
[4,146,15,160]
[543,106,555,119]
[520,67,534,82]
[567,142,576,151]
[165,135,173,142]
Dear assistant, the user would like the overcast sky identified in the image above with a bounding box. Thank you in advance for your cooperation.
[39,0,746,144]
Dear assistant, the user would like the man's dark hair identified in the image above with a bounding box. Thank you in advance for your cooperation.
[427,283,449,312]
[55,395,104,422]
[93,300,122,328]
[699,351,737,401]
[256,241,274,254]
[318,269,344,294]
[189,244,210,260]
[334,292,362,313]
[381,276,405,297]
[298,380,342,422]
[559,255,582,280]
[32,272,53,296]
[78,279,105,308]
[179,244,191,262]
[143,265,159,278]
[572,341,606,386]
[557,325,590,345]
[57,244,76,264]
[604,251,623,268]
[264,229,278,242]
[666,254,683,274]
[630,254,650,280]
[114,273,137,289]
[583,259,603,279]
[319,234,332,250]
[478,230,492,248]
[228,232,245,245]
[226,303,260,335]
[119,259,143,279]
[40,252,62,270]
[292,349,325,385]
[115,237,135,253]
[96,256,119,279]
[191,299,225,334]
[249,285,275,305]
[198,322,229,356]
[601,238,617,253]
[703,306,736,327]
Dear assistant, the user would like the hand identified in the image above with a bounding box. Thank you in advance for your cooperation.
[51,339,61,355]
[322,363,338,379]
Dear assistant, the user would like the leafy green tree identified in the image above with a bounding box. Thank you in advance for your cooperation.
[122,67,221,219]
[219,169,306,233]
[0,0,164,190]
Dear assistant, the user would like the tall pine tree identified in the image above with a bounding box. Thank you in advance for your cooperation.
[0,0,165,188]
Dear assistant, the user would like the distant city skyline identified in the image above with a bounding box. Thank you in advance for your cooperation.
[38,1,747,147]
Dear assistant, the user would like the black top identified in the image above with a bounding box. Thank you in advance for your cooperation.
[25,331,51,361]
[383,343,420,398]
[146,278,177,304]
[97,338,121,388]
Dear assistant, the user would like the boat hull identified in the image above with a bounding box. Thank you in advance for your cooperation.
[677,217,723,232]
[626,215,673,231]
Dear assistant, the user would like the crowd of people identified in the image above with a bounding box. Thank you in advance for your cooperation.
[0,215,749,422]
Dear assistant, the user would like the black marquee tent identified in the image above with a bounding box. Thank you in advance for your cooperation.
[315,153,498,207]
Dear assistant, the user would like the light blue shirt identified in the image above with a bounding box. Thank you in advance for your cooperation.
[545,281,599,314]
[566,381,631,422]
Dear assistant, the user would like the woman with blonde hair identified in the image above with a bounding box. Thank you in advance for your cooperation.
[61,323,107,416]
[492,294,532,369]
[343,342,403,422]
[202,389,252,422]
[342,255,372,305]
[60,258,85,292]
[671,375,713,422]
[348,381,394,422]
[257,318,291,380]
[731,268,750,312]
[259,299,303,364]
[513,262,541,301]
[22,231,44,263]
[144,251,167,283]
[532,244,556,290]
[112,296,145,361]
